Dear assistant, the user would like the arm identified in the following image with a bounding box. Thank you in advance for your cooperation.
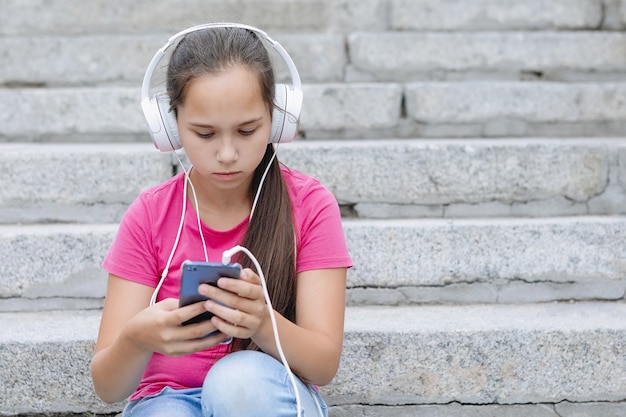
[90,274,230,403]
[204,266,347,386]
[263,267,347,385]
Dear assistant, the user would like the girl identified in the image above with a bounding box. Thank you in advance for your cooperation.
[90,24,352,417]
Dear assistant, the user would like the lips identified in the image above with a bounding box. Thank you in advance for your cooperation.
[214,171,240,179]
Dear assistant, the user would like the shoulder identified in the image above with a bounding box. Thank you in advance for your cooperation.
[280,163,342,235]
[280,164,336,209]
[133,173,183,208]
[137,173,183,204]
[279,165,352,270]
[123,173,184,223]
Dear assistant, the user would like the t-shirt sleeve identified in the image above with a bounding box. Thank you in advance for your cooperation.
[295,179,353,272]
[102,195,160,287]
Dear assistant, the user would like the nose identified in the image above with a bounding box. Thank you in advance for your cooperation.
[216,136,238,163]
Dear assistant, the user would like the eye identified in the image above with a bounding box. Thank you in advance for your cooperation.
[196,132,214,139]
[239,129,256,136]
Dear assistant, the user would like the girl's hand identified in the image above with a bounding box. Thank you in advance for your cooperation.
[124,298,231,357]
[199,268,268,340]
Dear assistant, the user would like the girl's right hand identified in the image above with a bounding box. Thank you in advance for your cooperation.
[124,298,231,357]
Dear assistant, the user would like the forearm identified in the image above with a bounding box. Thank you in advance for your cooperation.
[252,311,343,386]
[90,330,153,404]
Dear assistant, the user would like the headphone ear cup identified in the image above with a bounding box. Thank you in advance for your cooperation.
[154,92,182,151]
[270,84,303,144]
[142,92,181,152]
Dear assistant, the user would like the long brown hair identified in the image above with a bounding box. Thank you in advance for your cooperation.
[167,26,297,351]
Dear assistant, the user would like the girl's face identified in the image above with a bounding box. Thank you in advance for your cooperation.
[177,65,271,197]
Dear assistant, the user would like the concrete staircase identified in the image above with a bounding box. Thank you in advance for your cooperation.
[1,0,626,416]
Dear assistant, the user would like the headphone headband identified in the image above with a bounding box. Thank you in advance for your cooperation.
[141,22,303,151]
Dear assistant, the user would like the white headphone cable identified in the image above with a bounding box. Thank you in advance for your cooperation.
[150,150,313,417]
[221,245,303,417]
[250,144,278,219]
[185,143,277,263]
[150,144,275,305]
[150,156,190,306]
[186,173,209,262]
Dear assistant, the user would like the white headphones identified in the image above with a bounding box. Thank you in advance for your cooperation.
[141,23,303,152]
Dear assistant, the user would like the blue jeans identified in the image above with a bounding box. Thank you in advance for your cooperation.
[123,351,328,417]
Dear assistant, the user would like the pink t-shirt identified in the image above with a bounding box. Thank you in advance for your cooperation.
[102,165,352,400]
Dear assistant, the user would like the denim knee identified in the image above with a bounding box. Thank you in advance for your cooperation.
[123,387,202,417]
[201,350,327,417]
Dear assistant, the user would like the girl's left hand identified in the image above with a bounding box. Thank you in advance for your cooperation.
[198,268,268,339]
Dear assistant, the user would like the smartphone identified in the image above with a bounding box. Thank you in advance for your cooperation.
[179,260,242,326]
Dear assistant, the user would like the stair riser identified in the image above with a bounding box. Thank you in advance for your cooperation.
[325,304,626,406]
[0,34,346,87]
[3,84,625,141]
[3,140,626,224]
[3,0,620,36]
[2,218,625,309]
[4,33,625,88]
[2,304,625,415]
[329,402,626,417]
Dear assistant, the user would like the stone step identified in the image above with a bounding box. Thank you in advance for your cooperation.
[332,401,626,417]
[0,0,387,36]
[0,143,172,224]
[347,31,626,82]
[345,217,626,305]
[3,31,624,88]
[0,84,401,141]
[1,0,617,37]
[2,139,625,224]
[279,138,626,218]
[402,81,626,139]
[391,0,621,31]
[2,82,625,141]
[329,303,626,408]
[1,302,625,414]
[2,217,625,311]
[0,33,346,87]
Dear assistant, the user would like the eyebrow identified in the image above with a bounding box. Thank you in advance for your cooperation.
[188,116,264,129]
